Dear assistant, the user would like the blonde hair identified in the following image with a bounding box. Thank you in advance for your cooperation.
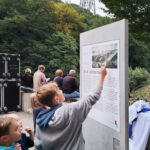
[0,116,14,137]
[7,114,17,118]
[25,68,31,74]
[55,69,63,77]
[38,65,45,70]
[30,93,38,109]
[36,82,59,107]
[7,114,19,121]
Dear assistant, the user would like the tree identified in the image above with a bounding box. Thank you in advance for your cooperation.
[55,2,86,40]
[129,35,148,69]
[0,0,59,74]
[46,32,79,79]
[71,4,113,30]
[21,40,51,74]
[100,0,150,42]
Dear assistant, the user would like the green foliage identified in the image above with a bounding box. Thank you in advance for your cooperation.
[129,35,149,69]
[71,4,113,30]
[12,31,78,80]
[129,81,150,104]
[3,0,147,85]
[46,32,78,79]
[21,40,51,74]
[71,4,113,58]
[53,0,61,2]
[100,0,150,42]
[90,15,113,29]
[55,3,86,40]
[0,0,58,51]
[129,67,150,91]
[0,0,81,77]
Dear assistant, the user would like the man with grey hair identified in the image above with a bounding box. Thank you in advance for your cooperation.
[62,69,80,98]
[33,65,50,91]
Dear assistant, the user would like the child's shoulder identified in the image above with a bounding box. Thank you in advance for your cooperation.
[33,106,44,114]
[0,143,17,150]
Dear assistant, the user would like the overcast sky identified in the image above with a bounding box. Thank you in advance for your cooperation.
[61,0,107,17]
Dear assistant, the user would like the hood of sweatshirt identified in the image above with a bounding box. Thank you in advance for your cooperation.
[36,104,62,128]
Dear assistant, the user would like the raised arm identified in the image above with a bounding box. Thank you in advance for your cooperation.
[65,65,107,123]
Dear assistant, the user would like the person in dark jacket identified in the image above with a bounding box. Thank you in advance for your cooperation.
[22,68,33,88]
[62,69,80,98]
[53,69,63,90]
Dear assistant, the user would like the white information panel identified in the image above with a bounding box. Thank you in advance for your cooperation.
[80,19,128,150]
[82,40,120,132]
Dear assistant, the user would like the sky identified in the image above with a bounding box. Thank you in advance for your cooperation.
[61,0,108,17]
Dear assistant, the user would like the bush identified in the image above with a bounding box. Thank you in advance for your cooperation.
[46,32,79,79]
[129,67,150,91]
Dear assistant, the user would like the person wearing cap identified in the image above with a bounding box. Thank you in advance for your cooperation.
[33,65,50,91]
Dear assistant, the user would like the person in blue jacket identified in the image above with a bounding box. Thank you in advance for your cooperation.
[53,69,63,90]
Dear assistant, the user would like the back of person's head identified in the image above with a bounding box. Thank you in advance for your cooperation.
[36,82,59,107]
[0,116,12,137]
[25,68,31,74]
[38,65,45,71]
[30,92,41,109]
[69,69,76,76]
[55,69,63,77]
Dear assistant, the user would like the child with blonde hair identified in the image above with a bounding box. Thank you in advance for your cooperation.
[30,93,41,110]
[0,116,21,150]
[7,114,34,150]
[30,93,48,133]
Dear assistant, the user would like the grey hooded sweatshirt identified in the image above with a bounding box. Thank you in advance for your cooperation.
[34,84,103,150]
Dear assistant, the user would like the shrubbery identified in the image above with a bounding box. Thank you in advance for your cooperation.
[129,67,150,91]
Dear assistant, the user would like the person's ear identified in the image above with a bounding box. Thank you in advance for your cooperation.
[0,135,9,144]
[53,96,59,106]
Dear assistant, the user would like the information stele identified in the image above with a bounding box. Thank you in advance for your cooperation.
[80,19,128,150]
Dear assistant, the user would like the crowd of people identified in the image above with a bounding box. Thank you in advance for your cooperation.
[0,64,107,150]
[21,65,80,99]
